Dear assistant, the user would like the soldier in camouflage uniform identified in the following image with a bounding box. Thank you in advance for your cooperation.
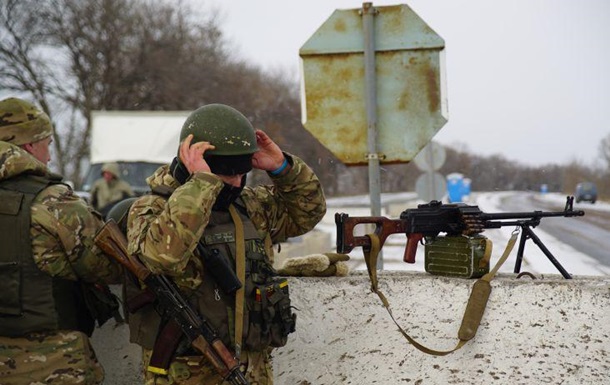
[125,104,326,384]
[89,162,134,217]
[0,97,123,385]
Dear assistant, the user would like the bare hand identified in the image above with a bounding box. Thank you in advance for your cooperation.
[251,130,285,171]
[179,134,215,174]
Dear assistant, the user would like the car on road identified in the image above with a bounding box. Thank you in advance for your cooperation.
[575,182,597,204]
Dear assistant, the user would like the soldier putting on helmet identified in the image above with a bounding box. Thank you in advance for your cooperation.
[125,104,327,384]
[0,97,123,384]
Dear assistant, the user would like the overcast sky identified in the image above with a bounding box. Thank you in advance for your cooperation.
[203,0,610,167]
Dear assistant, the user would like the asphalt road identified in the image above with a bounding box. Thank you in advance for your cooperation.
[498,193,610,268]
[91,286,142,385]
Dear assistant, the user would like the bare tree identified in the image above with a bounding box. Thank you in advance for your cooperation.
[0,0,69,173]
[1,0,230,185]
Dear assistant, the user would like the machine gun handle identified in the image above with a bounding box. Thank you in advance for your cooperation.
[404,233,423,263]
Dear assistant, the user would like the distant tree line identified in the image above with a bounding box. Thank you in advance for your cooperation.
[437,144,609,199]
[325,138,609,200]
[1,0,608,199]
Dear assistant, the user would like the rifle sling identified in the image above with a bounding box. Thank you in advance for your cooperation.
[228,204,246,358]
[145,205,247,374]
[363,230,519,356]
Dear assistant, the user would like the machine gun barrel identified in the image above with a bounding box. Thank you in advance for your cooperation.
[480,195,584,226]
[481,209,584,221]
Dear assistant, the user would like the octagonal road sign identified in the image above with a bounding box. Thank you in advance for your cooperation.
[415,172,446,202]
[300,3,448,165]
[413,140,446,172]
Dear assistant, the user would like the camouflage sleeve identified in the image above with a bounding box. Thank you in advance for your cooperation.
[125,181,134,196]
[89,180,100,209]
[118,179,134,197]
[127,172,223,277]
[241,154,326,243]
[31,184,123,284]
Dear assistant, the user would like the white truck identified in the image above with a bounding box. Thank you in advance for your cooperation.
[80,110,190,199]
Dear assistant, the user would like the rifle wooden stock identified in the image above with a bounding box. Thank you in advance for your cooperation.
[94,220,249,385]
[95,219,151,281]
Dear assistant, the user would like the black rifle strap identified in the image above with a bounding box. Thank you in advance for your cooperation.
[363,229,519,356]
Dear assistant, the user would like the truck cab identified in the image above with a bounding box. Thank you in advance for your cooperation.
[78,110,189,202]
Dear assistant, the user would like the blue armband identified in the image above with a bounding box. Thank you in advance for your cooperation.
[270,158,288,175]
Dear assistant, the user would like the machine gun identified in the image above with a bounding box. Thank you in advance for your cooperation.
[336,196,584,279]
[94,220,249,385]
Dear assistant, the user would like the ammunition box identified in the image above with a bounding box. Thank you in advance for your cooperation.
[424,235,492,278]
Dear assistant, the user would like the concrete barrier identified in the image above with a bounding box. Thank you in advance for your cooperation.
[93,272,610,384]
[274,272,610,384]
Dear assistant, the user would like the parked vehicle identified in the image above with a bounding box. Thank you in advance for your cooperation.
[575,182,597,204]
[78,110,189,201]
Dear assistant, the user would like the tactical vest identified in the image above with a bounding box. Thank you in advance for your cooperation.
[0,174,96,337]
[127,199,295,354]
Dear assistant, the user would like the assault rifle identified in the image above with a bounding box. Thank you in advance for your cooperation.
[94,220,249,385]
[336,196,585,279]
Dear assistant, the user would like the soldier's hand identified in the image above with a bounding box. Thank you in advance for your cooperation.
[179,134,215,174]
[252,130,285,172]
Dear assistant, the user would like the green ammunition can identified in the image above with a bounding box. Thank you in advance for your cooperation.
[424,235,492,278]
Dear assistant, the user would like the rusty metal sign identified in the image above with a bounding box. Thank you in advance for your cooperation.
[300,4,447,165]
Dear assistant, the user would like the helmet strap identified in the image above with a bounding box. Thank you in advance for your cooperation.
[169,157,190,185]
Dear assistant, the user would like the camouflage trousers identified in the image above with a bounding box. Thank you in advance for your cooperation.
[142,348,273,385]
[0,330,104,385]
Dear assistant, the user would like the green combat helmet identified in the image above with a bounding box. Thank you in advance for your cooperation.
[180,104,258,175]
[0,97,54,145]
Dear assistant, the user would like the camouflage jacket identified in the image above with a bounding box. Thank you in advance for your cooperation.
[127,154,326,289]
[0,141,122,283]
[0,141,122,385]
[89,176,134,212]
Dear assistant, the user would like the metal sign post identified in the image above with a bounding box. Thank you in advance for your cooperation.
[300,3,448,270]
[362,2,383,268]
[414,141,447,201]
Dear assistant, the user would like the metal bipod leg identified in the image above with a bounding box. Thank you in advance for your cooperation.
[512,225,572,279]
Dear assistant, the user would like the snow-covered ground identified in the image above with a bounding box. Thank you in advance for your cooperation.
[316,191,610,276]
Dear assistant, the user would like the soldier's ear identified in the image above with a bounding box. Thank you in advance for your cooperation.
[21,143,34,153]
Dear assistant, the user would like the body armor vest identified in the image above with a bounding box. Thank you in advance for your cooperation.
[127,200,295,353]
[0,174,95,337]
